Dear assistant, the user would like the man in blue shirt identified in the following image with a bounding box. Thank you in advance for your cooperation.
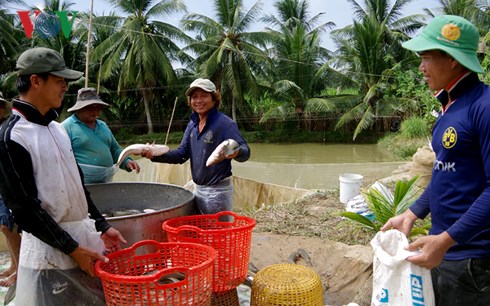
[62,87,140,183]
[142,78,250,214]
[382,15,490,305]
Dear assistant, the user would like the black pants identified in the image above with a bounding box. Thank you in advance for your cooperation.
[432,257,490,306]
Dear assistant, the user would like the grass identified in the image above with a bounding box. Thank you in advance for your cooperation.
[239,190,375,246]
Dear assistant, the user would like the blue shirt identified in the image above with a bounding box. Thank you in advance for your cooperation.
[410,73,490,260]
[62,114,130,170]
[152,108,250,185]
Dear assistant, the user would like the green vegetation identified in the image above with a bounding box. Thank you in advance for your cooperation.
[399,117,431,138]
[378,116,432,160]
[378,134,428,160]
[115,128,381,145]
[338,176,431,237]
[0,0,488,144]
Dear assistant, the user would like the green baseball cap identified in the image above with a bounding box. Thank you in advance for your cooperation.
[15,47,84,81]
[402,15,484,74]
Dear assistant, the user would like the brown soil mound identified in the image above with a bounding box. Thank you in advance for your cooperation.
[241,190,377,305]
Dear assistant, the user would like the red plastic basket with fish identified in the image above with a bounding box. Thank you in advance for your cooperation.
[95,240,216,306]
[162,211,256,292]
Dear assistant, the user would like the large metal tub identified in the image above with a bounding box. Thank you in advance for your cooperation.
[87,182,195,246]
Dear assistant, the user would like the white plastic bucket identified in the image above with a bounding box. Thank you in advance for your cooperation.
[339,173,364,204]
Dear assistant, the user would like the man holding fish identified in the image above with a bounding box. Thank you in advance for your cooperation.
[0,47,126,305]
[62,87,140,184]
[142,78,250,215]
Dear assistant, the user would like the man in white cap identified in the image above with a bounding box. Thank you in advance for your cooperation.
[142,78,250,215]
[0,47,126,305]
[382,16,490,305]
[62,87,140,183]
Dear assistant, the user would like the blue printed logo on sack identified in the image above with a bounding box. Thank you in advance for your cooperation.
[411,274,425,305]
[376,288,389,303]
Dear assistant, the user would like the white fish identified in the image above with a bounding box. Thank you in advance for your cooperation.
[115,143,170,168]
[206,139,239,167]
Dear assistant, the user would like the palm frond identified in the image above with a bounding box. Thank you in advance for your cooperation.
[338,211,378,231]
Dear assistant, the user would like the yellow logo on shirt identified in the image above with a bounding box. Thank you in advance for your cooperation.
[442,127,457,149]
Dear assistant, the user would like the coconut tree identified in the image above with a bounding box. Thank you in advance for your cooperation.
[26,0,86,73]
[258,0,343,130]
[0,0,24,75]
[261,0,333,32]
[331,0,425,140]
[181,0,270,123]
[91,0,192,134]
[425,0,490,34]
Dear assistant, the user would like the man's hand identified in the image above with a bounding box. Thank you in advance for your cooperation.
[101,227,127,254]
[140,149,154,159]
[405,232,456,269]
[126,160,140,173]
[381,209,418,236]
[70,246,108,277]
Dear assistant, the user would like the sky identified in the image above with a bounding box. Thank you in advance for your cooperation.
[17,0,442,50]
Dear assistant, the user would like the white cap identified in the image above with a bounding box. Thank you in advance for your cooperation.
[185,78,217,96]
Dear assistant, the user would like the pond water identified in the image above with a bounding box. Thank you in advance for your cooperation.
[232,143,405,190]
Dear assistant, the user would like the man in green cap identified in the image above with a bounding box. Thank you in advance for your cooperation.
[382,15,490,305]
[0,47,126,305]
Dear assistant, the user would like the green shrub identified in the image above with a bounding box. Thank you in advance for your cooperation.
[338,177,430,238]
[379,133,428,160]
[400,117,430,138]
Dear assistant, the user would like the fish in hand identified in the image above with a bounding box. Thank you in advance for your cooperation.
[115,143,170,168]
[206,139,239,167]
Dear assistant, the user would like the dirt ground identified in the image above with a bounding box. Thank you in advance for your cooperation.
[241,190,377,306]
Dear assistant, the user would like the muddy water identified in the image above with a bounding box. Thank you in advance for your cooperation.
[232,143,404,190]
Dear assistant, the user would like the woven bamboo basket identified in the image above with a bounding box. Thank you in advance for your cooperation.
[251,263,323,306]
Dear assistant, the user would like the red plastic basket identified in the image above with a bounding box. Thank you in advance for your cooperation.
[95,240,216,306]
[162,211,256,292]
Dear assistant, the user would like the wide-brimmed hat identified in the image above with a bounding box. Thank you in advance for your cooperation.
[402,15,484,73]
[185,78,217,96]
[67,87,109,112]
[16,47,83,81]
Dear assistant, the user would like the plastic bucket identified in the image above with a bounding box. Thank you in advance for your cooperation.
[339,173,364,204]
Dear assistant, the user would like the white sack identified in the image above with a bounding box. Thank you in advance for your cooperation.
[371,230,434,306]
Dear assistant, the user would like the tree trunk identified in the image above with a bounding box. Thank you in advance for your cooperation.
[142,89,154,134]
[232,96,237,122]
[296,106,304,129]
